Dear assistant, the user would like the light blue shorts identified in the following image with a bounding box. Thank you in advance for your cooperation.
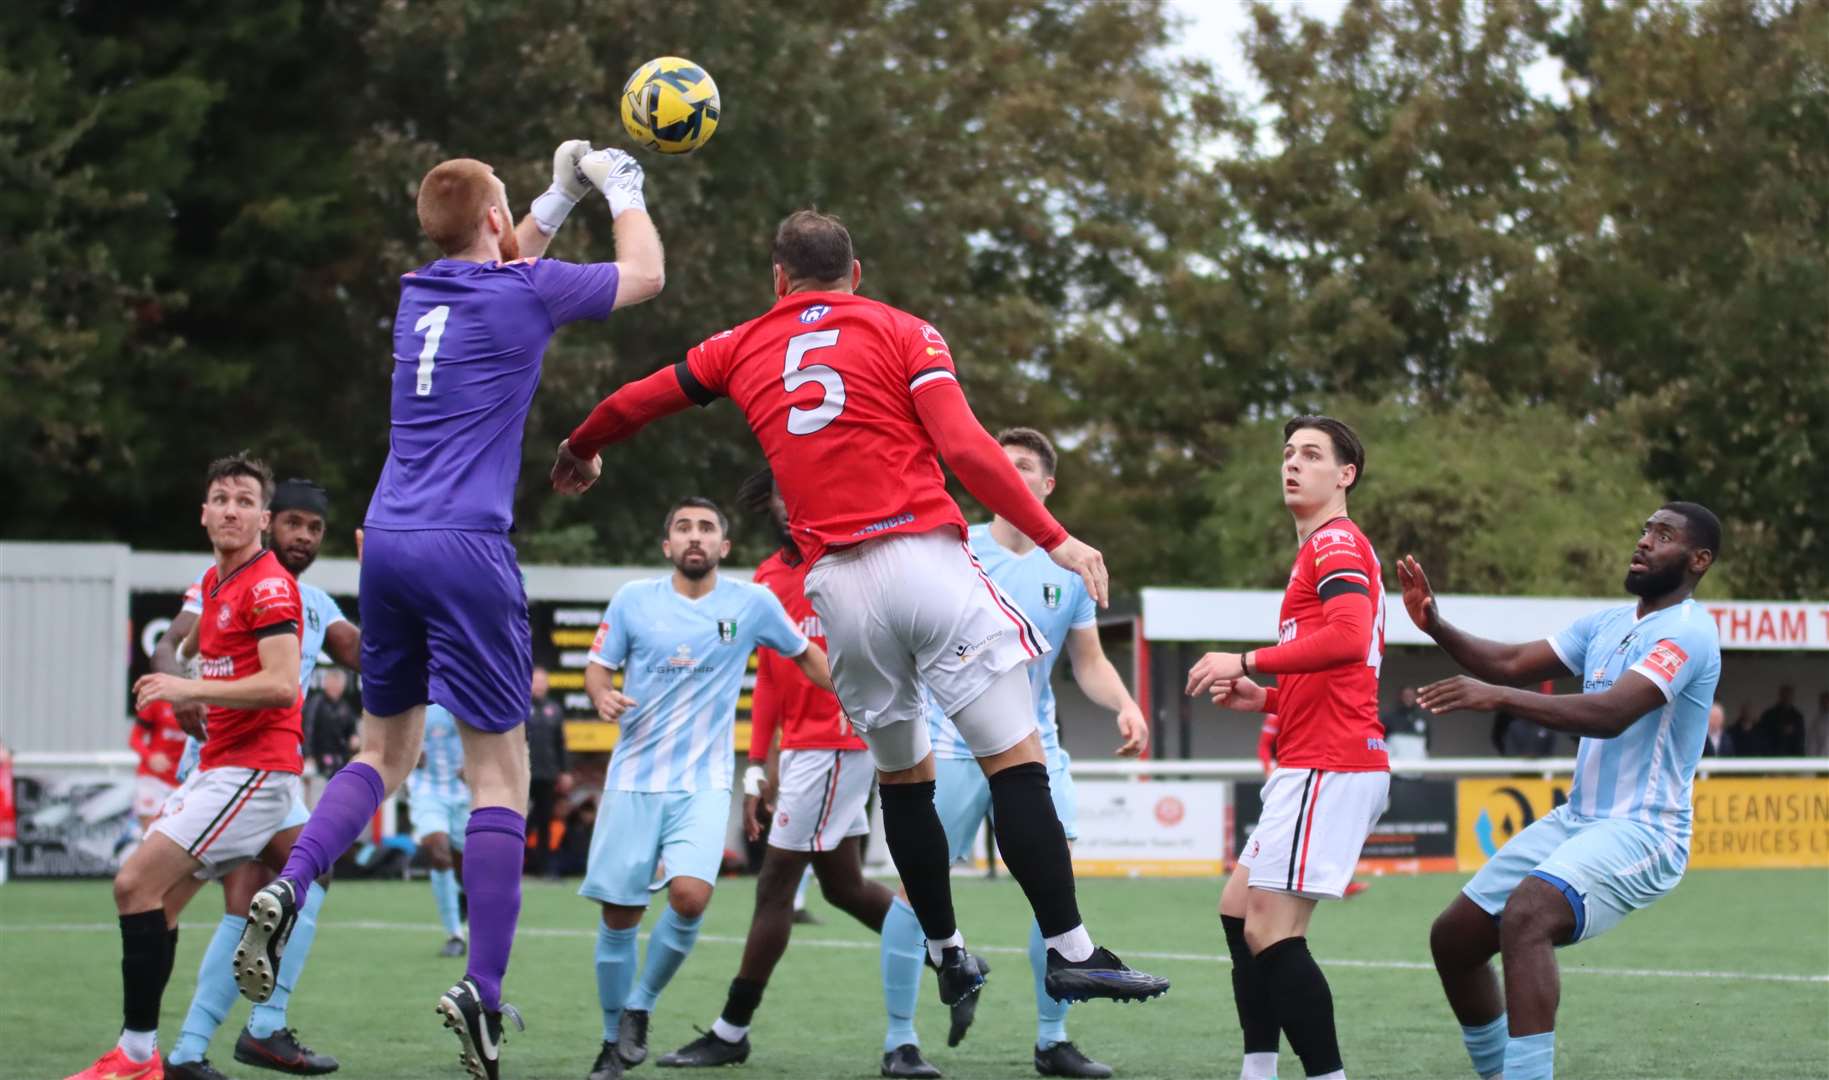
[1463,803,1688,943]
[934,751,1079,864]
[409,790,473,851]
[579,788,730,908]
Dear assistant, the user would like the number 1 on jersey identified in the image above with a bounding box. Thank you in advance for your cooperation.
[782,329,845,435]
[414,305,450,396]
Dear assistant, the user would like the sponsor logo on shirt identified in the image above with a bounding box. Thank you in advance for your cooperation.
[198,655,235,678]
[798,304,831,324]
[668,643,696,667]
[252,577,291,604]
[1366,737,1388,752]
[799,614,823,638]
[592,623,608,653]
[1042,583,1062,609]
[717,618,737,644]
[920,324,949,350]
[1642,639,1688,682]
[854,512,916,536]
[1279,617,1298,644]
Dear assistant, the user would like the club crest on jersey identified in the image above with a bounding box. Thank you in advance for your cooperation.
[799,304,831,324]
[718,619,737,643]
[1042,583,1062,609]
[306,607,321,633]
[217,604,233,629]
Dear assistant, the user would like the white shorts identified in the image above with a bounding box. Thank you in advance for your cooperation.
[1238,767,1389,900]
[149,767,303,879]
[769,748,873,853]
[134,776,176,819]
[805,529,1047,755]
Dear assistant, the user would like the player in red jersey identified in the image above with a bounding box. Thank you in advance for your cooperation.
[657,468,923,1073]
[66,454,308,1080]
[132,702,189,832]
[1187,416,1390,1080]
[555,210,1167,1013]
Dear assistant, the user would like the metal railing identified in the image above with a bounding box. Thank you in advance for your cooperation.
[1069,756,1829,780]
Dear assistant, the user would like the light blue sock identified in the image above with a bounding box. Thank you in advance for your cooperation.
[1504,1030,1556,1080]
[881,897,925,1052]
[596,923,639,1041]
[248,881,325,1037]
[170,915,246,1064]
[793,864,814,911]
[1461,1014,1508,1079]
[625,906,702,1013]
[430,868,463,937]
[1029,919,1070,1050]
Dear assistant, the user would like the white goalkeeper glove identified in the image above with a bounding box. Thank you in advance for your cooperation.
[578,148,647,219]
[530,139,595,236]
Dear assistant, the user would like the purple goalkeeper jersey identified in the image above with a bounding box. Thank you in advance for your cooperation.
[365,257,620,532]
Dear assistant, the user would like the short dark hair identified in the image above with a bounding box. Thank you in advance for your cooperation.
[204,451,275,506]
[772,209,854,285]
[664,496,728,536]
[1662,501,1722,561]
[1283,414,1365,494]
[736,467,799,564]
[996,427,1058,477]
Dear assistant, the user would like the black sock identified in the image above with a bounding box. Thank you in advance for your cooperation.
[161,925,180,991]
[877,781,958,942]
[1255,935,1342,1076]
[119,909,171,1033]
[987,763,1082,938]
[720,976,766,1029]
[1222,916,1280,1055]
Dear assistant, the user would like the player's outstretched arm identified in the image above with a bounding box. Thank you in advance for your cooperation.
[556,363,700,492]
[1418,671,1664,739]
[1066,625,1148,756]
[521,139,595,259]
[1397,555,1566,686]
[577,148,664,308]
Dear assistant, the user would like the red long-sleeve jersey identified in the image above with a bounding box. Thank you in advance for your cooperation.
[568,291,1067,565]
[132,702,188,786]
[747,552,867,759]
[1252,517,1388,772]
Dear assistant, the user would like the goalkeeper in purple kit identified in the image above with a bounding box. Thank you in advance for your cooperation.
[231,141,665,1080]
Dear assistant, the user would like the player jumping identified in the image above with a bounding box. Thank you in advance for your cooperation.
[577,497,831,1080]
[233,142,665,1080]
[555,209,1168,1023]
[1401,503,1722,1080]
[883,427,1150,1080]
[655,470,915,1076]
[1188,416,1391,1080]
[155,477,357,1079]
[410,704,472,958]
[68,454,309,1080]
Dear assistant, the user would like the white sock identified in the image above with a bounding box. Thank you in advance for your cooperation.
[1241,1051,1280,1080]
[1312,1071,1346,1080]
[1044,924,1094,963]
[116,1029,157,1063]
[711,1017,747,1043]
[924,930,965,966]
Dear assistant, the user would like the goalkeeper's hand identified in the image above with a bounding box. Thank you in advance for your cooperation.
[579,148,647,219]
[529,139,594,236]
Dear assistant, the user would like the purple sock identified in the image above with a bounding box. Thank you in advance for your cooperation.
[279,762,384,894]
[463,806,526,1012]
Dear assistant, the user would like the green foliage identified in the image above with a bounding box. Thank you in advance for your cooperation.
[1194,401,1666,595]
[1,0,1820,599]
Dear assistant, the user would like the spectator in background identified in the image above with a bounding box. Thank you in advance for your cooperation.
[1382,686,1431,762]
[1491,705,1559,758]
[1703,702,1732,757]
[303,667,361,778]
[129,701,188,831]
[1729,703,1765,757]
[1757,685,1806,756]
[525,665,571,878]
[1256,714,1279,775]
[1810,692,1829,758]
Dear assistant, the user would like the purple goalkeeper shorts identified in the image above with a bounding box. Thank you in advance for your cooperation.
[358,527,530,734]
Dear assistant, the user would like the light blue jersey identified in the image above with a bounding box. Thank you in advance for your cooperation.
[177,567,348,781]
[589,574,807,793]
[1547,598,1722,835]
[927,523,1096,761]
[408,703,468,802]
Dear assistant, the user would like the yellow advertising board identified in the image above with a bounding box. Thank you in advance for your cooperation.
[1690,778,1829,869]
[564,720,754,755]
[1456,779,1571,872]
[1457,776,1829,871]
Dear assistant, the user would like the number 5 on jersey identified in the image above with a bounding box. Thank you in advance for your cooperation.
[414,304,451,396]
[783,329,844,434]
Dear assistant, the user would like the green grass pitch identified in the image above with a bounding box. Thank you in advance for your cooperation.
[3,870,1824,1079]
